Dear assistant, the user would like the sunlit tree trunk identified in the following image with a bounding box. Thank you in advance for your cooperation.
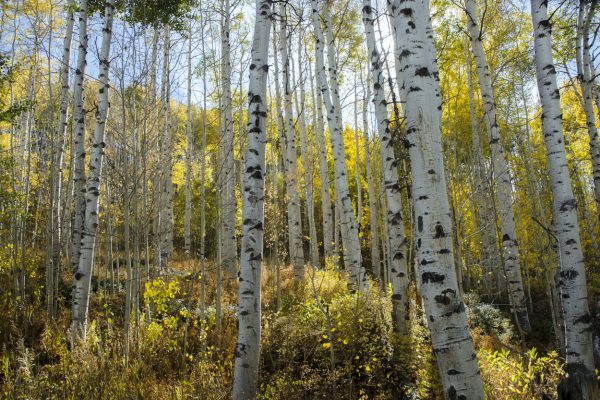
[312,0,365,290]
[71,0,89,276]
[363,0,408,333]
[71,0,114,342]
[184,21,193,258]
[465,43,499,295]
[465,0,531,333]
[295,31,319,268]
[220,0,238,279]
[531,1,599,397]
[158,25,173,269]
[232,1,272,398]
[576,0,600,209]
[390,0,484,397]
[361,80,381,282]
[279,3,304,280]
[48,0,75,319]
[308,59,334,261]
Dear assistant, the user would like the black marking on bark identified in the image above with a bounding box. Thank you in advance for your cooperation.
[422,272,445,284]
[559,270,579,280]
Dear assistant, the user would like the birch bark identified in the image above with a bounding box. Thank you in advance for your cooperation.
[312,0,366,290]
[279,3,305,279]
[71,0,88,274]
[531,1,599,397]
[390,0,484,397]
[71,0,114,341]
[232,1,272,398]
[362,0,409,333]
[361,80,381,281]
[220,0,238,278]
[465,0,531,333]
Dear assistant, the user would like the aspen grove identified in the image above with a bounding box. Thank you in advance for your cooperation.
[2,0,600,399]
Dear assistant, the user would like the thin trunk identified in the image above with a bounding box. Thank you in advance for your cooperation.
[576,0,600,209]
[71,0,89,277]
[220,0,238,279]
[184,21,193,257]
[465,0,531,333]
[308,58,334,261]
[312,0,365,290]
[279,3,304,279]
[361,77,381,282]
[295,29,319,268]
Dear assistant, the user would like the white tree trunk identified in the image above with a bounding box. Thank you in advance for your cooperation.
[295,31,319,268]
[362,0,409,334]
[232,1,272,398]
[361,80,381,282]
[390,0,484,397]
[184,21,193,257]
[308,60,334,261]
[465,43,499,294]
[312,0,366,290]
[48,0,75,318]
[220,0,238,278]
[71,0,114,341]
[531,1,599,397]
[576,1,600,208]
[71,0,88,274]
[464,0,531,334]
[279,3,304,279]
[159,26,173,269]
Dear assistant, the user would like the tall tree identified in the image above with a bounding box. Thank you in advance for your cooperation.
[71,0,115,341]
[531,0,599,397]
[232,0,272,398]
[362,0,409,334]
[71,0,89,278]
[464,0,531,334]
[279,2,305,280]
[220,0,238,279]
[312,0,366,290]
[390,0,485,397]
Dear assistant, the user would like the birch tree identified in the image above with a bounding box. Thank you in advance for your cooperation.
[362,0,409,334]
[232,0,272,398]
[71,0,115,341]
[531,1,599,397]
[295,29,319,268]
[308,58,334,261]
[71,0,89,274]
[220,0,238,279]
[464,0,531,334]
[575,0,600,209]
[48,0,74,318]
[280,2,305,280]
[361,80,381,281]
[390,0,485,397]
[312,0,366,290]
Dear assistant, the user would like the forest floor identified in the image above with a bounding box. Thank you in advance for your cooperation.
[0,256,572,399]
